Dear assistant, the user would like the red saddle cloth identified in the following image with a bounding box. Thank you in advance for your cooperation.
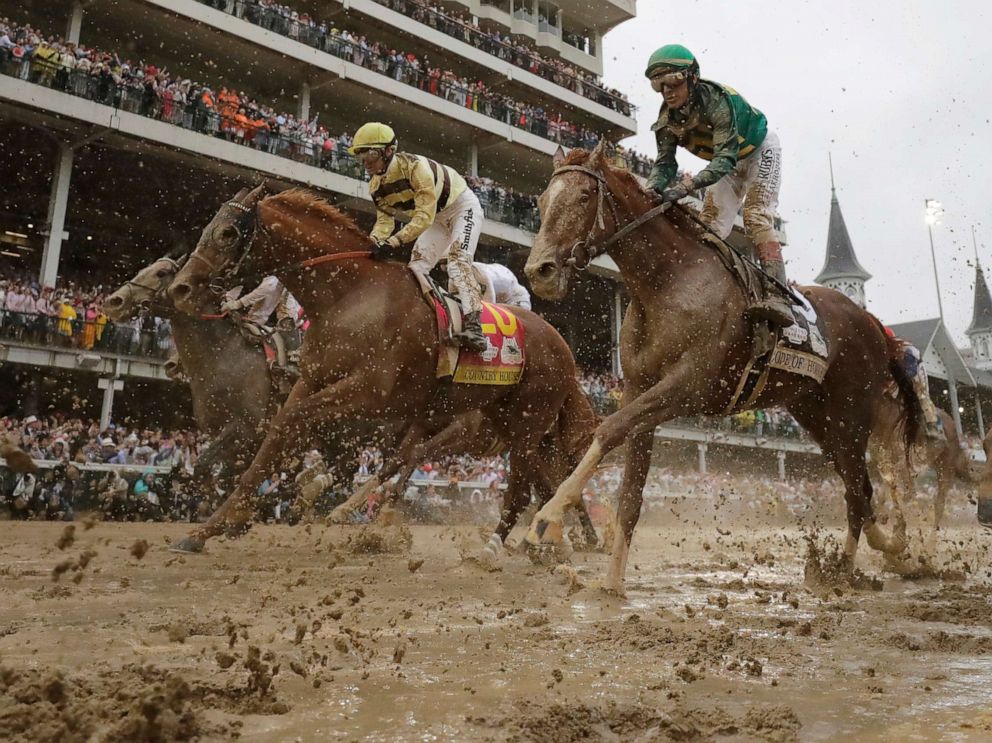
[433,300,526,385]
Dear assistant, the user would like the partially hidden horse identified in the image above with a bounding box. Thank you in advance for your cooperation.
[107,253,373,509]
[167,185,593,556]
[522,142,923,592]
[870,402,973,538]
[106,254,277,488]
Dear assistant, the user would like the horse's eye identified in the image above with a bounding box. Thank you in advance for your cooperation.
[579,192,591,203]
[219,224,239,241]
[155,269,170,278]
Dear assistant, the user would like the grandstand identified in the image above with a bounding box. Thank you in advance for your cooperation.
[0,0,649,418]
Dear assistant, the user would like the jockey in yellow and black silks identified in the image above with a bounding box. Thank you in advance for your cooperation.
[349,122,487,352]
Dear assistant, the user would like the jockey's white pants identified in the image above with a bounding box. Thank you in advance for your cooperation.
[700,130,782,245]
[409,189,483,315]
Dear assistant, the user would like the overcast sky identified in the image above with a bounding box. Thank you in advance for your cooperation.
[602,0,991,344]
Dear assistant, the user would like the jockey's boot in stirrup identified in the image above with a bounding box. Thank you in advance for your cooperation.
[452,311,488,353]
[746,248,794,328]
[978,493,992,530]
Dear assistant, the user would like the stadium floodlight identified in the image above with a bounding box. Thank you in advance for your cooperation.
[925,198,945,322]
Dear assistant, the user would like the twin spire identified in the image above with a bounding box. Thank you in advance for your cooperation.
[814,154,871,285]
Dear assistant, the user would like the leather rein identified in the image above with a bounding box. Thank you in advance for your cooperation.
[189,198,372,295]
[549,165,671,271]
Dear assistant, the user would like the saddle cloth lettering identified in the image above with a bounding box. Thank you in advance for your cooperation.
[434,300,526,385]
[768,295,829,383]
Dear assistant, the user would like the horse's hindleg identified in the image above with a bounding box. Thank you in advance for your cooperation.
[480,451,532,566]
[832,440,905,558]
[605,429,653,593]
[328,421,427,523]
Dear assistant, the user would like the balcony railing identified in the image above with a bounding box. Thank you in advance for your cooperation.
[194,0,633,132]
[0,56,544,232]
[0,309,172,360]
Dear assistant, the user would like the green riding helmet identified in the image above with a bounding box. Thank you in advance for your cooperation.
[645,44,698,78]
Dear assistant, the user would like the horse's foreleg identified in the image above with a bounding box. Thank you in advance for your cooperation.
[605,429,653,594]
[176,377,364,551]
[527,362,689,550]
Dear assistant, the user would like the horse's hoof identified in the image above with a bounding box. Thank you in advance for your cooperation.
[478,535,503,570]
[223,523,251,540]
[169,536,205,554]
[326,507,353,525]
[525,517,564,547]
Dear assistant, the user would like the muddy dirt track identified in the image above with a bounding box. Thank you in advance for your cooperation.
[1,516,991,742]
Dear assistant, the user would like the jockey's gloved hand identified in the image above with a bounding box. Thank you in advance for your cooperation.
[220,298,245,314]
[660,183,689,204]
[370,239,394,261]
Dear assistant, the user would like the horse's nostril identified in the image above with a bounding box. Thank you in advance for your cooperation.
[107,296,123,308]
[537,262,557,279]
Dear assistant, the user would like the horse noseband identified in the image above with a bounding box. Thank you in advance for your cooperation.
[566,240,591,272]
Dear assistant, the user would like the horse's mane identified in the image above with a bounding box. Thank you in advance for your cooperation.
[563,148,703,235]
[265,188,370,242]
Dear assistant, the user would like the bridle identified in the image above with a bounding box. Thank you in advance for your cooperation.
[189,197,372,294]
[186,199,269,294]
[122,256,186,307]
[548,164,671,271]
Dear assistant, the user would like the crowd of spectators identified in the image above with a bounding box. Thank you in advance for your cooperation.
[363,0,631,115]
[0,413,208,522]
[187,1,652,174]
[0,271,173,358]
[0,18,551,228]
[0,410,509,524]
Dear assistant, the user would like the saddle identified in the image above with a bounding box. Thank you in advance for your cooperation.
[237,320,301,391]
[697,232,829,413]
[409,266,526,385]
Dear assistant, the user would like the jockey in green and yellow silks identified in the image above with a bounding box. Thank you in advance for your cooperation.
[646,44,793,328]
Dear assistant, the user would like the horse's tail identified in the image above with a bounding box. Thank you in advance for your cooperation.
[557,377,602,466]
[874,320,924,463]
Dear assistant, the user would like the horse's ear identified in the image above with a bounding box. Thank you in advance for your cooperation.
[552,146,566,169]
[244,182,268,206]
[589,138,615,166]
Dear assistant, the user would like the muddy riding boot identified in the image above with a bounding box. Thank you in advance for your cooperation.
[746,253,795,328]
[452,311,488,353]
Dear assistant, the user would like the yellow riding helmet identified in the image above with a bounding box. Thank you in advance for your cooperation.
[348,122,397,155]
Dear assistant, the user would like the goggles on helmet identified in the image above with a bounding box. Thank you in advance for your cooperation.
[650,69,689,92]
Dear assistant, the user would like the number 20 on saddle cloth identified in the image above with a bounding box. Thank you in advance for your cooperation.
[433,300,526,385]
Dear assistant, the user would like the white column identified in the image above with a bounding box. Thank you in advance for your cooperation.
[67,1,85,44]
[298,81,311,122]
[697,443,707,475]
[610,285,623,377]
[976,391,985,440]
[98,378,123,430]
[41,143,73,288]
[776,450,787,481]
[467,141,479,178]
